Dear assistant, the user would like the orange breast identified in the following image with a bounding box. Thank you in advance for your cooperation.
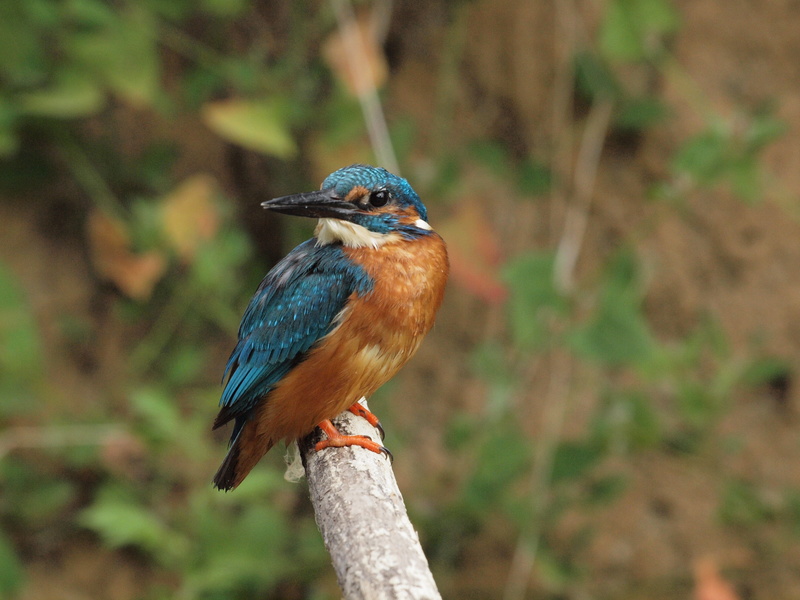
[241,232,449,454]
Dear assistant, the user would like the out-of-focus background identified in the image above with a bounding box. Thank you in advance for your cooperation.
[1,1,798,598]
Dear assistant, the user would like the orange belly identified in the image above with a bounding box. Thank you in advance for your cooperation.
[232,232,448,480]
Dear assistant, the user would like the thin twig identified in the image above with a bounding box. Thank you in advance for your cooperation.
[553,99,614,293]
[546,0,578,250]
[329,0,399,173]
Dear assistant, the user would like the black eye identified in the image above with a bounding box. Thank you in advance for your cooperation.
[369,190,389,207]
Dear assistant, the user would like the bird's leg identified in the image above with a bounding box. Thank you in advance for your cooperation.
[347,401,385,440]
[315,419,392,461]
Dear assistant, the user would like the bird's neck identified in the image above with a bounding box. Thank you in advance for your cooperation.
[314,219,400,249]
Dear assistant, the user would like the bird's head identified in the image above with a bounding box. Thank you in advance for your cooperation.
[262,164,432,248]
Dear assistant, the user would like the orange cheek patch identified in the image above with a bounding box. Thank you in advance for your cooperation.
[397,211,421,224]
[345,186,370,203]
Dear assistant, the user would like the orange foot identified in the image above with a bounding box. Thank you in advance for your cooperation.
[315,419,392,461]
[347,401,385,440]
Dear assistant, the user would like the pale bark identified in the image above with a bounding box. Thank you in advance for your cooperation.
[298,401,441,600]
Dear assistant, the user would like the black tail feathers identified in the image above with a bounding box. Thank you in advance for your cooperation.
[212,441,241,491]
[212,416,246,491]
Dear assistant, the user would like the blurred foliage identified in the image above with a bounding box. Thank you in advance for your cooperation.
[0,0,792,599]
[0,264,43,415]
[662,108,786,203]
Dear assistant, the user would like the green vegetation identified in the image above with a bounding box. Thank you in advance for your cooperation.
[0,1,793,598]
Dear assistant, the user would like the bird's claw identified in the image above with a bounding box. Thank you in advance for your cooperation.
[314,420,392,461]
[347,402,385,440]
[379,444,394,463]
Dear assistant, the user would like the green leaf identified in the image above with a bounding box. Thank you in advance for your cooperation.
[444,414,479,451]
[574,52,622,102]
[640,0,681,36]
[729,155,761,203]
[470,343,517,417]
[0,129,17,157]
[0,261,43,412]
[389,116,417,165]
[462,425,531,514]
[191,227,252,292]
[600,0,679,61]
[64,0,117,26]
[586,475,627,505]
[745,113,786,151]
[130,387,181,442]
[202,98,297,158]
[676,380,719,428]
[742,357,791,387]
[17,70,105,117]
[672,125,729,183]
[503,252,568,350]
[0,99,18,156]
[568,294,654,365]
[719,479,773,527]
[1,461,75,526]
[469,141,512,179]
[189,505,293,593]
[784,490,800,537]
[0,528,23,595]
[80,487,182,561]
[670,111,783,202]
[65,8,159,107]
[517,159,552,196]
[551,441,602,483]
[568,252,655,366]
[164,345,206,386]
[142,0,194,20]
[470,342,513,387]
[0,1,50,86]
[534,543,579,589]
[600,0,644,61]
[593,389,662,449]
[616,97,669,131]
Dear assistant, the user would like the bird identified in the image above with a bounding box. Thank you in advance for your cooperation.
[212,164,449,491]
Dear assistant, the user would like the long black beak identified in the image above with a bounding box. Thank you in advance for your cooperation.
[261,190,358,220]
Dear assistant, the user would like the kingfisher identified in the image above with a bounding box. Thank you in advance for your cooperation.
[212,164,449,490]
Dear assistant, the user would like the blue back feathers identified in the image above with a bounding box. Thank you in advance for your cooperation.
[217,240,373,425]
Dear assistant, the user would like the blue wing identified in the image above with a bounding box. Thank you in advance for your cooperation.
[213,240,373,431]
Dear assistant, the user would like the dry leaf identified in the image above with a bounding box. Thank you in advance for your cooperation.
[161,174,220,261]
[437,200,508,304]
[693,557,740,600]
[87,210,166,301]
[322,9,388,96]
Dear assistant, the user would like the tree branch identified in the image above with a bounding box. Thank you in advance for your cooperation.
[298,400,441,600]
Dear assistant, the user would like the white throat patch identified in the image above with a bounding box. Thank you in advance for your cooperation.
[314,219,399,249]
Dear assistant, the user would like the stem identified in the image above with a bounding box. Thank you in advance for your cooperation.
[299,400,441,599]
